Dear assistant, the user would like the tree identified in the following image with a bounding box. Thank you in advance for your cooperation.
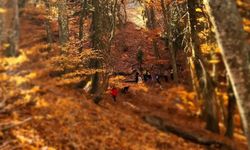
[225,78,236,138]
[58,0,69,46]
[44,0,53,50]
[204,0,250,148]
[137,48,144,70]
[5,0,19,57]
[89,0,101,94]
[160,0,178,83]
[79,0,87,41]
[144,3,156,29]
[187,0,219,133]
[89,0,117,95]
[0,0,4,49]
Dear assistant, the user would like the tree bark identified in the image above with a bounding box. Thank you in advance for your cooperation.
[44,0,53,50]
[225,78,236,138]
[5,0,19,57]
[153,39,160,59]
[204,0,250,148]
[79,0,87,41]
[160,0,178,83]
[0,0,4,49]
[145,5,156,29]
[58,0,69,45]
[90,0,101,94]
[187,0,219,133]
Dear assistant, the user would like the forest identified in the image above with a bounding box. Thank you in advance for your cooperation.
[0,0,250,149]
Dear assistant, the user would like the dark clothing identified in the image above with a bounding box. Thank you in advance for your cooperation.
[147,72,152,80]
[156,75,161,84]
[170,69,174,80]
[143,70,151,82]
[143,74,148,82]
[112,95,117,102]
[164,76,168,82]
[170,73,174,80]
[135,72,139,83]
[121,86,129,94]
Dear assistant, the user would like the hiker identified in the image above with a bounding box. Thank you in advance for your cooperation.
[121,86,130,94]
[143,70,151,82]
[135,71,139,83]
[163,70,168,82]
[143,69,148,82]
[83,80,92,93]
[150,71,156,83]
[156,74,161,85]
[146,70,152,81]
[138,75,143,84]
[111,86,118,102]
[170,69,174,80]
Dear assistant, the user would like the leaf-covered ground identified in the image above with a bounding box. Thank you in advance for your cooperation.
[0,6,248,150]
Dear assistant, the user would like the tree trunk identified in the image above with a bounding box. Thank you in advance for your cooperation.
[202,67,220,133]
[204,0,250,148]
[5,0,19,57]
[0,0,4,49]
[160,0,178,83]
[91,0,102,50]
[149,6,156,29]
[187,0,219,133]
[44,0,52,50]
[58,0,69,45]
[153,39,160,59]
[90,0,101,94]
[79,0,87,40]
[145,5,156,29]
[121,0,127,24]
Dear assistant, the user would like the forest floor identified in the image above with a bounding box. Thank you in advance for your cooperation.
[0,7,248,150]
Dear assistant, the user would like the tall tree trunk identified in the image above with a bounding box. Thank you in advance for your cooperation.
[149,6,156,29]
[225,78,236,138]
[153,39,160,59]
[0,0,4,49]
[109,0,118,49]
[187,0,219,133]
[91,0,102,50]
[160,0,178,83]
[90,0,101,94]
[79,0,87,40]
[121,0,127,24]
[44,0,52,50]
[5,0,19,57]
[145,5,156,29]
[204,0,250,148]
[78,0,87,52]
[58,0,69,46]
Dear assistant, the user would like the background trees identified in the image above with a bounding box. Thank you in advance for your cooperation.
[1,0,250,149]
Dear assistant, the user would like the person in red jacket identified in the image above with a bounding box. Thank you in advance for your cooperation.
[111,86,118,102]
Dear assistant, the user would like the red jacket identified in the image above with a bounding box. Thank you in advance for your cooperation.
[111,88,118,96]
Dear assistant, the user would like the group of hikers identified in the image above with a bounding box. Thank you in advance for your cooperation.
[135,68,174,84]
[110,68,175,102]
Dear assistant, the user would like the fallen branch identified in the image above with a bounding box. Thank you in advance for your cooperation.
[143,115,236,150]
